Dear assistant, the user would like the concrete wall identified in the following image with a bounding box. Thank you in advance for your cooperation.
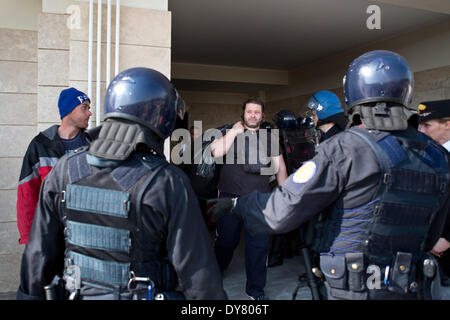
[0,0,42,30]
[175,18,450,129]
[0,0,171,295]
[181,91,250,130]
[265,18,450,115]
[0,27,38,292]
[40,1,171,130]
[264,65,450,120]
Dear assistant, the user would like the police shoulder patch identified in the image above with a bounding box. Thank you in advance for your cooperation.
[293,161,317,184]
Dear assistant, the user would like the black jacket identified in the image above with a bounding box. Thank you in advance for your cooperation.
[17,125,226,300]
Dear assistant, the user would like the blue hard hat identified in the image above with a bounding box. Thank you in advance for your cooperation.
[306,91,343,120]
[273,110,298,129]
[343,50,413,110]
[104,67,185,139]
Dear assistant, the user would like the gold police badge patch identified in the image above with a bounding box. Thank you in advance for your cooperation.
[293,161,317,184]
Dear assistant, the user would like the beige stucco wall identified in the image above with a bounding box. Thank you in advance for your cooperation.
[175,18,450,130]
[181,91,250,130]
[179,63,450,131]
[0,27,37,293]
[39,2,171,131]
[0,0,42,31]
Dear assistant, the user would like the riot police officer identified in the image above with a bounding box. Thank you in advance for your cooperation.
[16,67,228,300]
[209,50,450,300]
[268,110,317,267]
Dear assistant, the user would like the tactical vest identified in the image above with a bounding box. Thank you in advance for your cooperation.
[316,127,449,298]
[59,147,173,299]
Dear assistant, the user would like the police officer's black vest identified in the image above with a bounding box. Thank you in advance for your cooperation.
[318,127,449,266]
[60,147,173,296]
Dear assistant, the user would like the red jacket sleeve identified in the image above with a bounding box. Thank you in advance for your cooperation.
[16,140,49,245]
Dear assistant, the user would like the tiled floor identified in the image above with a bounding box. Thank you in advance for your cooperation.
[222,235,313,300]
[222,235,450,300]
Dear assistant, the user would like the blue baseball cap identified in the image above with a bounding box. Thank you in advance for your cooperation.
[58,87,90,119]
[307,91,343,120]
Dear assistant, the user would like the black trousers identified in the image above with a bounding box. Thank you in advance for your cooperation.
[214,192,270,297]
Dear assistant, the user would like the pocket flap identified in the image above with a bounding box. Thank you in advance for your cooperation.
[320,255,346,279]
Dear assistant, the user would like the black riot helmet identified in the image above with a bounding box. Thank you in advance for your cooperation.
[344,50,413,110]
[273,110,298,129]
[298,116,314,129]
[260,121,274,130]
[343,50,414,130]
[104,67,186,139]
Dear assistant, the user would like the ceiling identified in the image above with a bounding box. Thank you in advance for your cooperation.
[169,0,450,71]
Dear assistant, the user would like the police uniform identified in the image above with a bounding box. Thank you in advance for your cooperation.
[16,68,227,300]
[210,50,450,300]
[234,125,449,299]
[306,90,348,143]
[418,99,450,286]
[268,110,316,267]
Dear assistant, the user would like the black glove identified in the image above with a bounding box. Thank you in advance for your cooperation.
[208,198,237,223]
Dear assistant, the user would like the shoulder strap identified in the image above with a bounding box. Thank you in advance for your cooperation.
[135,155,168,220]
[132,154,168,263]
[348,127,392,179]
[67,148,92,184]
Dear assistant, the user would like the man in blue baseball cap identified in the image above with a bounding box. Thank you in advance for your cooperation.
[17,87,92,245]
[306,90,348,142]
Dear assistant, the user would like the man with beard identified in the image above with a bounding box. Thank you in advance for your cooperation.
[210,98,287,300]
[16,87,92,245]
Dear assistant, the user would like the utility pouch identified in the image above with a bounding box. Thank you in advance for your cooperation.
[320,255,347,290]
[345,252,365,292]
[388,251,412,294]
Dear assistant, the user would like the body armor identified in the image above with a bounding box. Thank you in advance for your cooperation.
[61,147,176,299]
[316,127,449,299]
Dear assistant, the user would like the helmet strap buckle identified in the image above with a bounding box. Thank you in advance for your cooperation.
[374,103,389,117]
